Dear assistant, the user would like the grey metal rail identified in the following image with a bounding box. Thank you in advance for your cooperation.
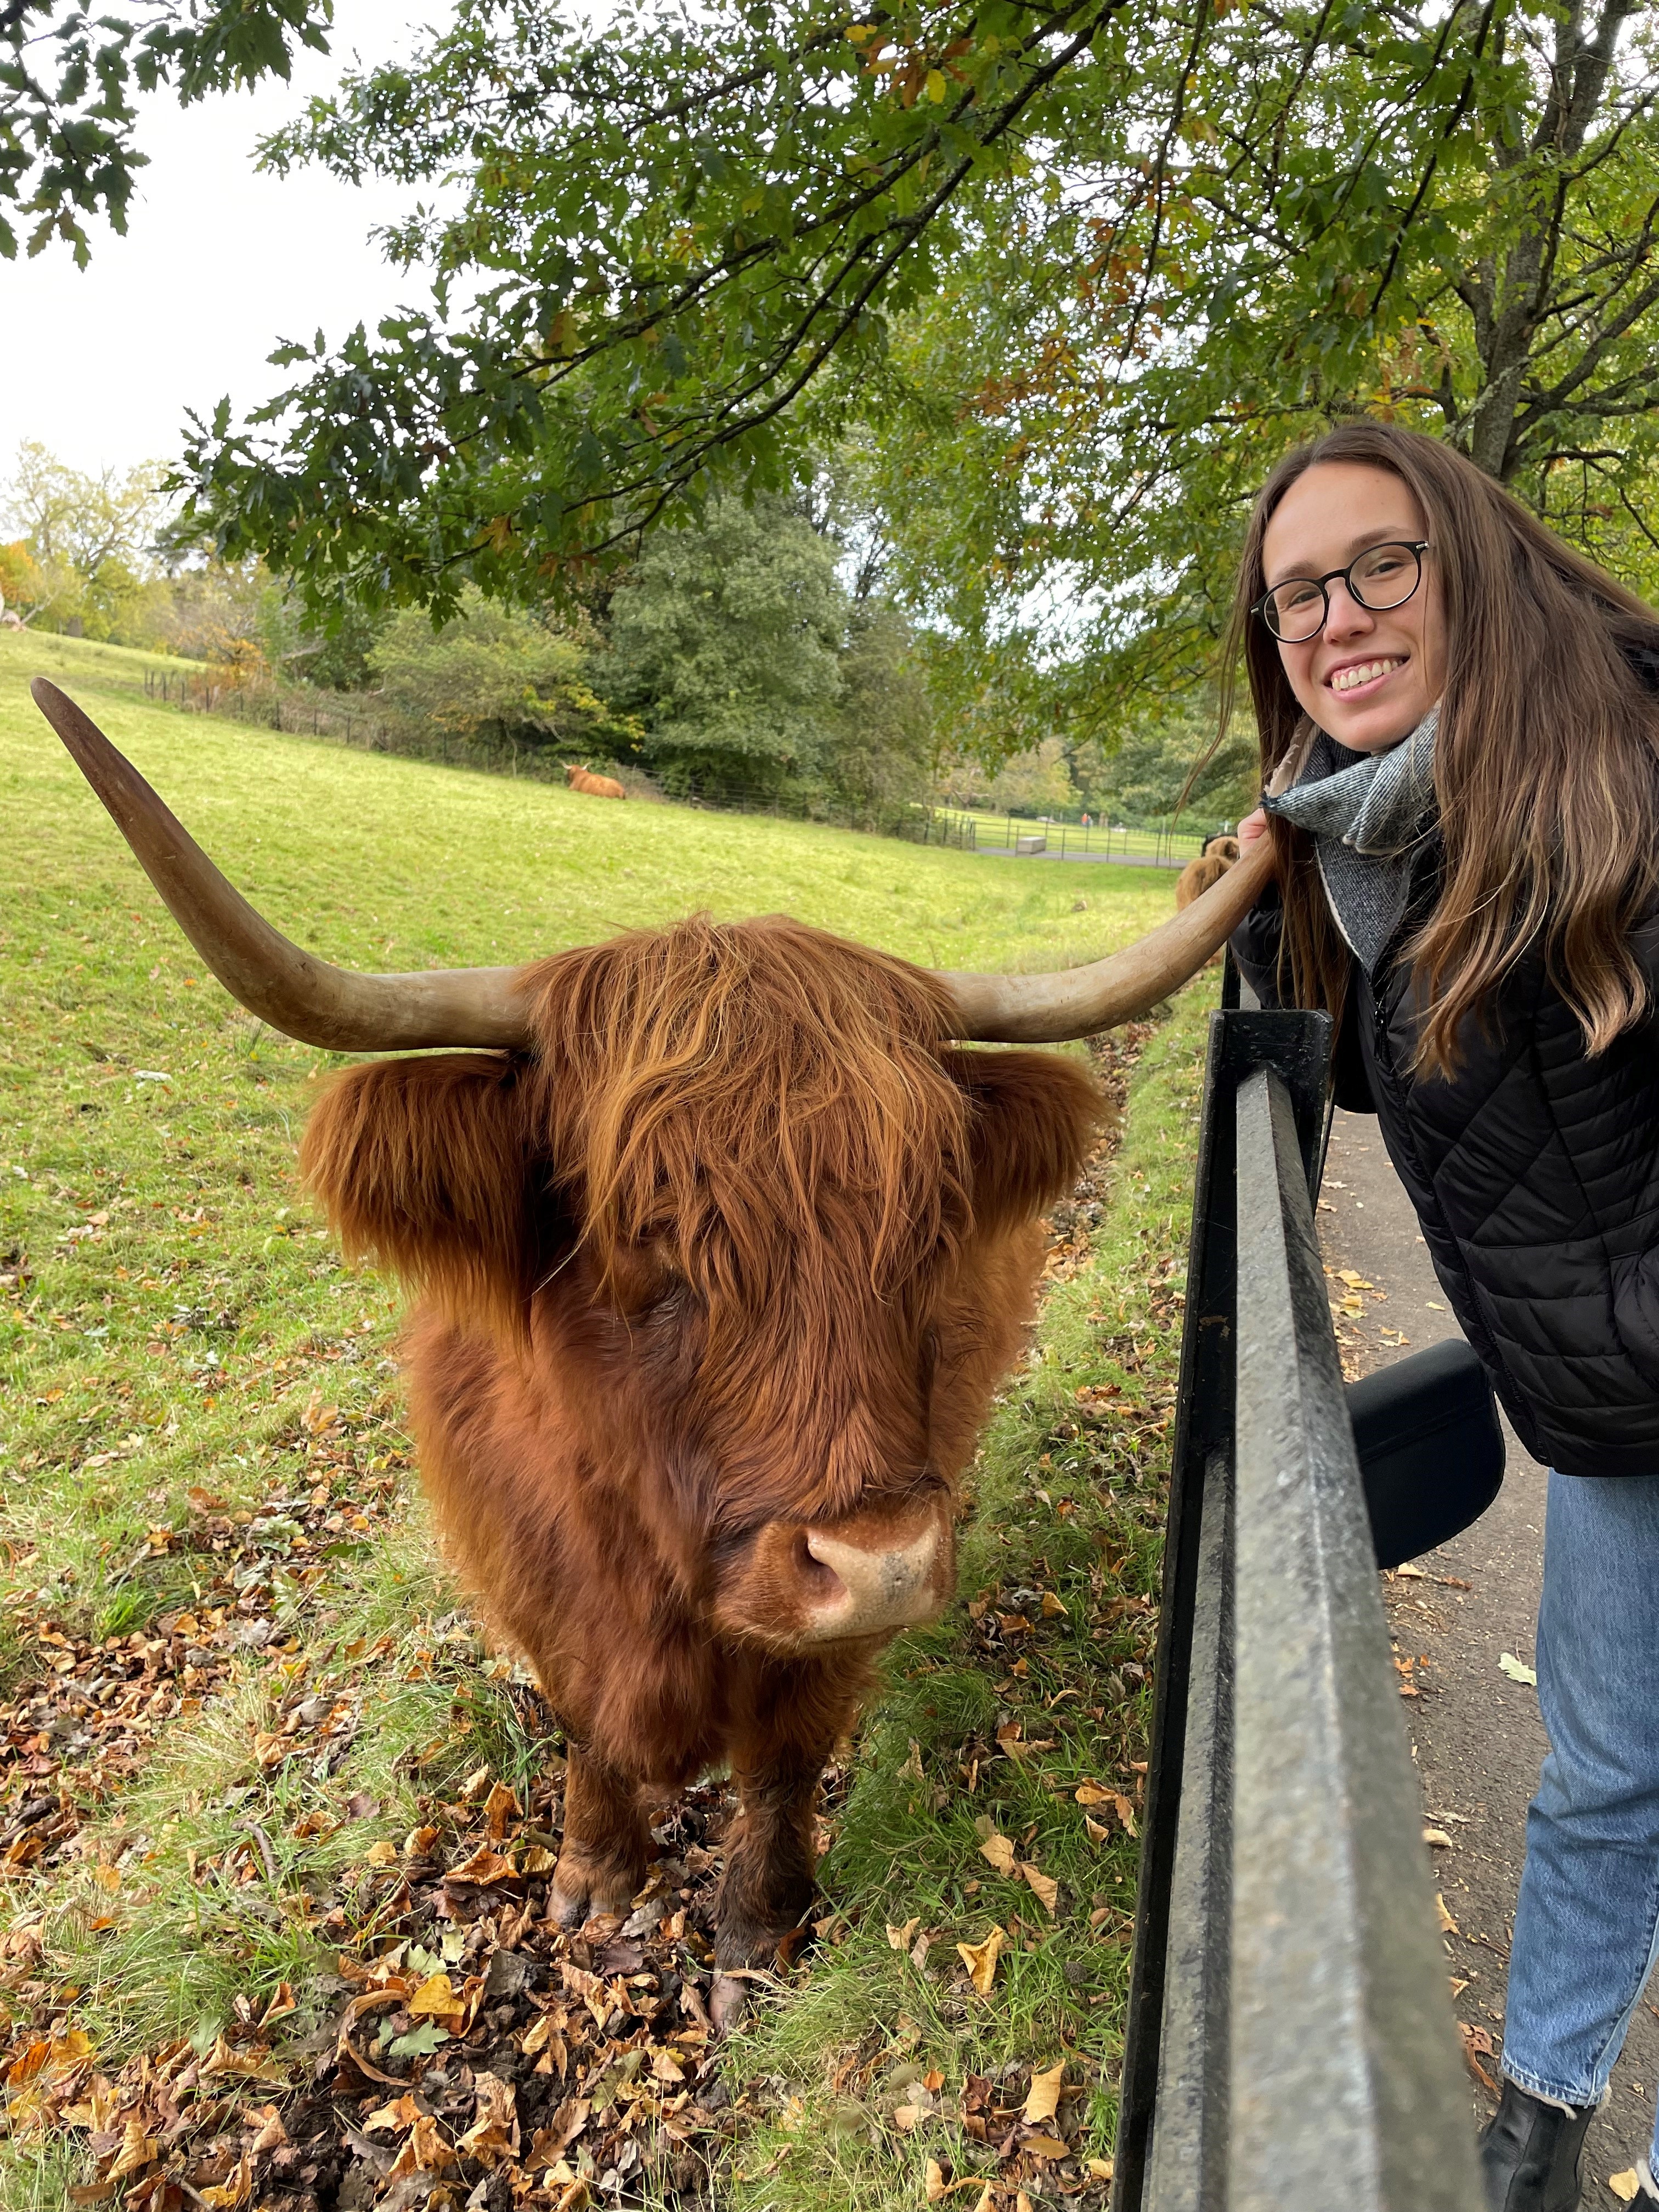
[1112,1006,1482,2210]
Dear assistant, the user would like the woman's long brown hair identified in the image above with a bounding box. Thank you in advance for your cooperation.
[1221,421,1659,1074]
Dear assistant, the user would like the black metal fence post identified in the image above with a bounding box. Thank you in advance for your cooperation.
[1111,1009,1481,2210]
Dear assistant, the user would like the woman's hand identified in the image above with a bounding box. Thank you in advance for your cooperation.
[1238,806,1269,850]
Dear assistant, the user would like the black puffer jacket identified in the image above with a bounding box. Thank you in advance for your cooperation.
[1234,861,1659,1477]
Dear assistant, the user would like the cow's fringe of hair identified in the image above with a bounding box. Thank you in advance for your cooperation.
[519,915,974,1329]
[300,1051,539,1339]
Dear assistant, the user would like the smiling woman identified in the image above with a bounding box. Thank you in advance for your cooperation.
[1222,419,1659,2212]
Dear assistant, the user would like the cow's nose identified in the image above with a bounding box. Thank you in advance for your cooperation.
[796,1516,944,1642]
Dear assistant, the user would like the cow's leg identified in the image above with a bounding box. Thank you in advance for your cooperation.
[550,1743,652,1928]
[711,1661,859,2030]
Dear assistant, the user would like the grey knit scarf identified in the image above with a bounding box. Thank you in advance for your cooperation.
[1262,707,1438,974]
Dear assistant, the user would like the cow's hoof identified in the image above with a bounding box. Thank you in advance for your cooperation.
[549,1850,643,1928]
[709,1973,751,2036]
[548,1876,591,1930]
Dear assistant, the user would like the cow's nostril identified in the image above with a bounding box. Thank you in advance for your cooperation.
[797,1528,843,1596]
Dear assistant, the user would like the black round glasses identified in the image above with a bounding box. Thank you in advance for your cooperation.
[1254,539,1430,643]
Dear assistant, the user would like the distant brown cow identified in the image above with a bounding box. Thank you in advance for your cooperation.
[32,679,1271,2027]
[1175,831,1242,912]
[565,761,627,799]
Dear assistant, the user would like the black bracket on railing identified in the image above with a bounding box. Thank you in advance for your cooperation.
[1110,1009,1481,2212]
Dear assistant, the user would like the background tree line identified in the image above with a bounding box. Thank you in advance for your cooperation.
[1,439,1254,825]
[10,2,1659,787]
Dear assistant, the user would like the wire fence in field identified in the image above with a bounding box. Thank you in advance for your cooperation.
[937,809,1215,866]
[142,668,1222,864]
[142,668,981,850]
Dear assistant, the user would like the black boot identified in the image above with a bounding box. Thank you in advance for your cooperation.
[1479,2077,1594,2212]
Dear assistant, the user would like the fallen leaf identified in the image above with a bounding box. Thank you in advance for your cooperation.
[198,2153,253,2209]
[407,1972,464,2020]
[1422,1828,1454,1849]
[1023,2134,1070,2160]
[1087,2160,1114,2182]
[1074,1780,1111,1807]
[364,2094,424,2135]
[1040,1592,1068,1618]
[483,1780,520,1840]
[1084,1815,1109,1845]
[445,1843,519,1887]
[979,1832,1017,1877]
[1499,1652,1538,1686]
[1436,1893,1460,1935]
[459,2072,518,2167]
[386,2113,454,2179]
[957,1927,1006,1997]
[887,1918,921,1950]
[1609,2171,1641,2204]
[1023,2061,1065,2125]
[1022,1863,1059,1916]
[106,2116,156,2183]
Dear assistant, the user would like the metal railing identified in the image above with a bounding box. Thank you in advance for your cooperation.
[1111,996,1481,2210]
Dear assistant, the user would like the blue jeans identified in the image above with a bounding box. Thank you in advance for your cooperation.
[1503,1470,1659,2182]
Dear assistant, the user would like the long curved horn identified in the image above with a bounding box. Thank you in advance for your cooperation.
[934,834,1276,1043]
[32,679,532,1053]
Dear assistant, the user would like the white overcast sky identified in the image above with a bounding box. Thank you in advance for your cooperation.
[0,0,449,484]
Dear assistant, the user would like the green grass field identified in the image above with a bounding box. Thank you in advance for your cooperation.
[0,630,1209,2210]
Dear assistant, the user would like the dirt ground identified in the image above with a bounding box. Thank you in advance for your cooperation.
[1319,1109,1659,2204]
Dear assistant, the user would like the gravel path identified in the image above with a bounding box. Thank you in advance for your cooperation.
[1319,1108,1659,2203]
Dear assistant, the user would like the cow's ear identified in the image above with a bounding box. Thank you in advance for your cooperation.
[943,1047,1105,1232]
[300,1053,538,1328]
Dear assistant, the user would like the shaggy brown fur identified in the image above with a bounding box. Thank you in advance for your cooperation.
[1175,833,1241,913]
[564,763,627,799]
[301,915,1099,1980]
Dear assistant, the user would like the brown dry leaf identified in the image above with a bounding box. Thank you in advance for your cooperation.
[198,2152,253,2209]
[364,2094,424,2135]
[1023,2134,1070,2161]
[1084,1815,1109,1845]
[520,1844,557,1874]
[259,1983,297,2027]
[445,1843,519,1887]
[1021,1864,1059,1917]
[1421,1827,1454,1849]
[886,1917,921,1950]
[894,2104,924,2132]
[483,1781,520,1841]
[386,2113,454,2179]
[1609,2172,1641,2204]
[925,2160,947,2204]
[106,2115,157,2183]
[1023,2061,1065,2125]
[460,1766,493,1801]
[651,2047,686,2084]
[1040,1592,1068,1618]
[363,1839,398,1867]
[957,1927,1007,1997]
[245,2105,287,2155]
[1436,1893,1460,1934]
[1074,1780,1111,1807]
[407,1972,464,2021]
[459,2072,519,2168]
[979,1831,1017,1877]
[1087,2159,1115,2182]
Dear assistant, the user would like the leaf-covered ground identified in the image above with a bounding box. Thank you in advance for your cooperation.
[0,635,1211,2210]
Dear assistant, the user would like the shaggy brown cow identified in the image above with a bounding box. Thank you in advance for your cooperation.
[31,679,1271,2022]
[1175,831,1242,912]
[565,762,627,799]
